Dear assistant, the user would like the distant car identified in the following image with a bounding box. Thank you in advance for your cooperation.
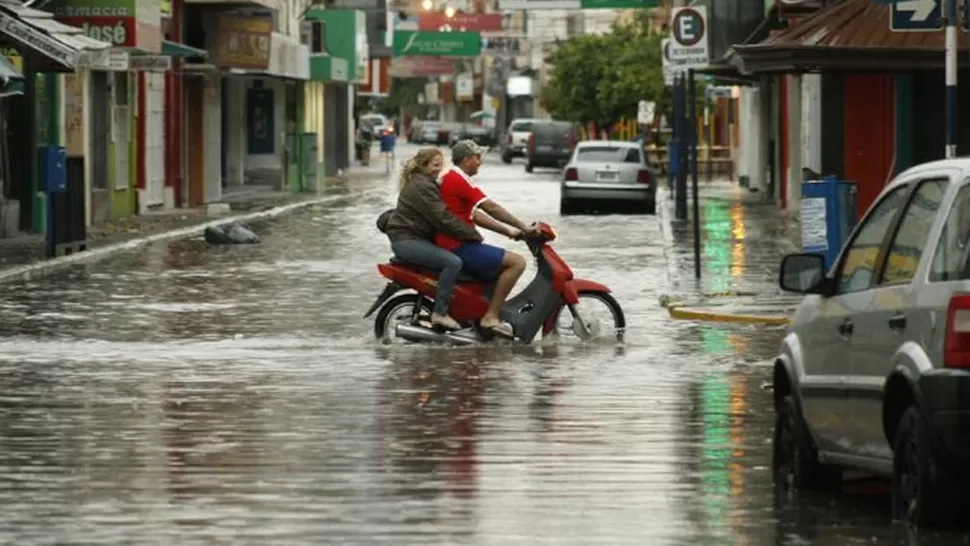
[448,123,470,147]
[360,113,391,135]
[437,122,462,146]
[450,124,495,147]
[500,118,537,163]
[407,120,424,142]
[525,120,577,172]
[416,122,440,144]
[559,140,657,215]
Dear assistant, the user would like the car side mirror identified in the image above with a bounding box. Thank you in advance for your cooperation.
[779,253,831,295]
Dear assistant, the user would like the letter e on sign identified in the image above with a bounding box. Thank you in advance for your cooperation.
[668,6,709,69]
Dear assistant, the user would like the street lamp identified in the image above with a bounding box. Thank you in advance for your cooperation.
[422,0,433,10]
[444,6,456,17]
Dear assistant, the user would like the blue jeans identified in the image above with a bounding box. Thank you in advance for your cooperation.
[391,239,462,316]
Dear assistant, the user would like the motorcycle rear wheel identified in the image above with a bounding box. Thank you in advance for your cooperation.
[551,291,626,342]
[374,293,432,343]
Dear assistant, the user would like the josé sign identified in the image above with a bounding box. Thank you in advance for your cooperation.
[58,16,135,47]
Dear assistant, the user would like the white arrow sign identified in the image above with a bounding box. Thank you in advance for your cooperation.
[896,0,936,21]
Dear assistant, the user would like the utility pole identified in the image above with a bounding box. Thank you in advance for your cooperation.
[945,0,957,158]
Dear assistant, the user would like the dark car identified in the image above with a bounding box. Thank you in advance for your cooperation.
[436,122,462,145]
[525,120,577,172]
[450,124,496,147]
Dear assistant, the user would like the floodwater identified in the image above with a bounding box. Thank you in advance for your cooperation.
[0,144,961,545]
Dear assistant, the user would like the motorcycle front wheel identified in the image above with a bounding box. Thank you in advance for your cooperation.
[551,291,626,343]
[374,293,432,343]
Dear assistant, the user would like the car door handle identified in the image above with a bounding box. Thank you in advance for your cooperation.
[888,314,907,330]
[838,319,854,336]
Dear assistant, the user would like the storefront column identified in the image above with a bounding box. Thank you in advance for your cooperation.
[785,74,802,213]
[224,77,245,187]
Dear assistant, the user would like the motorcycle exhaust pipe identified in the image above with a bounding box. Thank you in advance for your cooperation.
[395,324,477,345]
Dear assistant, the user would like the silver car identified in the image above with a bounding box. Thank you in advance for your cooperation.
[559,140,657,215]
[775,158,970,527]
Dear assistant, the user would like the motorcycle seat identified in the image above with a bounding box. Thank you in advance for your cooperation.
[389,256,489,283]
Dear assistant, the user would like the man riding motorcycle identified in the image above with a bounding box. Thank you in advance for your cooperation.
[435,140,538,338]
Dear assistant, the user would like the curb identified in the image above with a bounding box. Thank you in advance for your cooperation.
[666,304,792,326]
[0,193,348,285]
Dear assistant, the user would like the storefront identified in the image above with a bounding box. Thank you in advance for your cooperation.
[304,7,366,177]
[0,2,111,233]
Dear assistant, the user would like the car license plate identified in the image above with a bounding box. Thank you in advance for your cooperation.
[597,171,617,182]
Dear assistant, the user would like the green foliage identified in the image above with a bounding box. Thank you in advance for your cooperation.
[385,77,428,116]
[540,12,672,129]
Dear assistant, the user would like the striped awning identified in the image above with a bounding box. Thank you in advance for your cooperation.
[162,40,208,60]
[0,0,111,70]
[0,54,22,97]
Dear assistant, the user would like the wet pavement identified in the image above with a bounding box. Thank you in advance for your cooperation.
[0,168,389,271]
[0,143,962,544]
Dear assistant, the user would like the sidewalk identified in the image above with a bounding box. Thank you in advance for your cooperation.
[658,179,804,317]
[0,166,390,275]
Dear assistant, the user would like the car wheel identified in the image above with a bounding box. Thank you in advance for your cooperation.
[501,152,512,164]
[773,395,842,495]
[891,406,961,527]
[560,199,576,216]
[525,162,534,173]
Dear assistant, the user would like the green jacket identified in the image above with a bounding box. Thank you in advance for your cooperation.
[384,173,482,244]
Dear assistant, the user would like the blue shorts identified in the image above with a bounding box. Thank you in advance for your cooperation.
[453,242,505,280]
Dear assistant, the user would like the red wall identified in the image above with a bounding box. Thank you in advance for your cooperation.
[164,0,185,206]
[843,74,895,215]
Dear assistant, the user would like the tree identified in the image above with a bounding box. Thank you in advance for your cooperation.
[539,13,671,133]
[384,77,429,117]
[541,34,612,126]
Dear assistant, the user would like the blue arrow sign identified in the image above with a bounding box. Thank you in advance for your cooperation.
[882,0,942,31]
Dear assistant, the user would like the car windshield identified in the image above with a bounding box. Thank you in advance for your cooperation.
[576,146,640,163]
[362,116,385,125]
[511,121,534,132]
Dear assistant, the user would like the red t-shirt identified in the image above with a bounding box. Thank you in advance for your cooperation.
[434,168,488,251]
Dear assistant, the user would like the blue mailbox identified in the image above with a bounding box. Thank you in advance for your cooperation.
[38,145,66,193]
[801,175,858,270]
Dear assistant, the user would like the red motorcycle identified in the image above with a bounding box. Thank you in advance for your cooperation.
[365,222,625,344]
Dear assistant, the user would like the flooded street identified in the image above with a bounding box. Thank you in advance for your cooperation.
[0,144,957,545]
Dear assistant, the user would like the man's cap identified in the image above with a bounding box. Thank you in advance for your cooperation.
[452,139,489,163]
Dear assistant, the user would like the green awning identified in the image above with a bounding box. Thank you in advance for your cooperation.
[162,40,208,60]
[0,56,24,98]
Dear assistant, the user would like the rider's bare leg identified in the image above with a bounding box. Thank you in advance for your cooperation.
[481,251,526,328]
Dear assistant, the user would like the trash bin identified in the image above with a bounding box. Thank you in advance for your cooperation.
[801,175,858,270]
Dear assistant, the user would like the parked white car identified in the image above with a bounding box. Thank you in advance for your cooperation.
[774,158,970,527]
[500,118,536,163]
[559,140,657,215]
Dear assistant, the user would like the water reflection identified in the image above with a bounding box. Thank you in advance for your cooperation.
[2,159,967,543]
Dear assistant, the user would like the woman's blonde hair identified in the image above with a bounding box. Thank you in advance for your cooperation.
[398,148,443,190]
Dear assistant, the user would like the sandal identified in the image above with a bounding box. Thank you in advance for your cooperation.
[481,321,514,339]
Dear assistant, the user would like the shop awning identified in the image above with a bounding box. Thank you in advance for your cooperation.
[0,55,23,97]
[731,0,970,74]
[0,0,111,70]
[162,40,208,60]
